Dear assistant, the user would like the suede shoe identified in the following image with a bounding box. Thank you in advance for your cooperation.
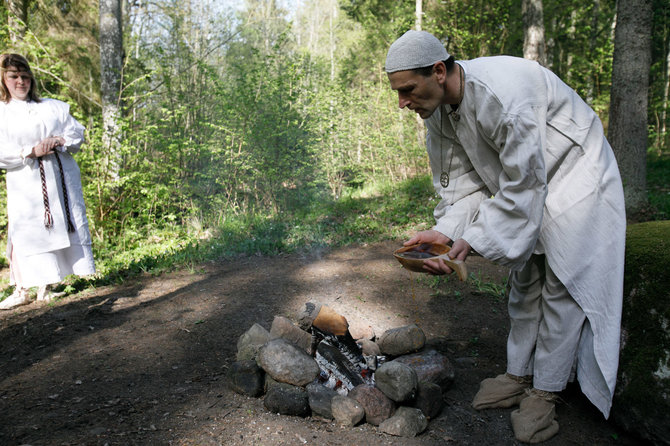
[472,373,533,410]
[510,388,559,443]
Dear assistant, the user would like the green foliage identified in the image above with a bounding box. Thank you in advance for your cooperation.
[63,174,436,290]
[1,0,99,113]
[424,0,517,58]
[340,0,415,82]
[649,0,670,151]
[647,153,670,220]
[468,272,508,301]
[0,0,668,297]
[542,0,616,115]
[0,5,8,43]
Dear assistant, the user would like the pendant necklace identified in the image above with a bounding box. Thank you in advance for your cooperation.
[440,64,464,188]
[439,111,453,188]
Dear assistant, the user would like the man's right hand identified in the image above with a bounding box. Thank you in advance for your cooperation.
[403,229,451,247]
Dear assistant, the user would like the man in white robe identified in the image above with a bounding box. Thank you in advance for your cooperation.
[385,30,625,443]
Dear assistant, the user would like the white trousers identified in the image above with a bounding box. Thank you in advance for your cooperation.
[506,254,586,392]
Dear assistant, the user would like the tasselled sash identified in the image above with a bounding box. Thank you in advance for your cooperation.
[37,151,75,232]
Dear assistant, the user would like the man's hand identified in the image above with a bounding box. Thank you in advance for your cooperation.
[448,238,471,262]
[403,229,451,247]
[404,230,471,276]
[423,238,471,275]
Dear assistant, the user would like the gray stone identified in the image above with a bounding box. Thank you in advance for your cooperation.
[236,323,272,361]
[306,382,337,419]
[375,360,418,402]
[226,360,265,397]
[357,339,381,356]
[331,395,365,427]
[237,344,260,362]
[264,374,280,393]
[258,338,320,386]
[348,383,395,426]
[378,406,428,437]
[263,382,310,417]
[394,349,455,391]
[378,324,426,356]
[410,381,443,419]
[270,315,314,354]
[612,221,670,445]
[349,323,375,341]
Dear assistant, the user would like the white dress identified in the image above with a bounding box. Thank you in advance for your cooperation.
[0,98,95,287]
[424,56,626,418]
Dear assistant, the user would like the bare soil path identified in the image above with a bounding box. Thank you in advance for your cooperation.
[0,240,641,445]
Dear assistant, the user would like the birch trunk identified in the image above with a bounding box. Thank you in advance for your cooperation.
[661,47,670,151]
[6,0,28,42]
[99,0,124,179]
[522,0,546,66]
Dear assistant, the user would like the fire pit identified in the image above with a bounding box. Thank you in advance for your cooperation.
[227,302,455,437]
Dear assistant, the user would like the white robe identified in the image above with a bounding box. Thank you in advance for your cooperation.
[424,56,625,418]
[0,98,95,287]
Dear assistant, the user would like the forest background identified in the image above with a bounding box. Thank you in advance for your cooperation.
[0,0,669,296]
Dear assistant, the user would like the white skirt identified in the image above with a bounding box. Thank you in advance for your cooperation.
[9,241,96,288]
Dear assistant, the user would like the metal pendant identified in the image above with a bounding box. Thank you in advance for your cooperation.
[440,171,450,188]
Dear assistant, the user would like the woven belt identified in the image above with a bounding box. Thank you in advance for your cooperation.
[37,151,75,232]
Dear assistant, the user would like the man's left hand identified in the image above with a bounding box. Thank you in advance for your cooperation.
[422,238,471,275]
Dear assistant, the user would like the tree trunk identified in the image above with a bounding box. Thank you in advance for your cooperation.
[661,46,670,151]
[329,0,336,81]
[522,0,546,66]
[99,0,124,178]
[414,0,425,142]
[608,0,652,215]
[6,0,28,42]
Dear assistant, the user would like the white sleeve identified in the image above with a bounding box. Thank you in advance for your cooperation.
[425,114,490,241]
[0,125,29,169]
[461,105,547,270]
[55,102,85,154]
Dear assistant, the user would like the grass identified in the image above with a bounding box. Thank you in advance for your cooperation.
[1,175,437,296]
[2,149,669,300]
[469,272,508,301]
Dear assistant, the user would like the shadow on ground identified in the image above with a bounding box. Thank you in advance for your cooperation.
[0,241,642,445]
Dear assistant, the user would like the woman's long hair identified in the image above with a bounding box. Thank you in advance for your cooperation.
[0,53,41,103]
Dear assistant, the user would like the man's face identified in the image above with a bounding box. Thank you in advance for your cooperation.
[3,67,31,101]
[388,68,444,119]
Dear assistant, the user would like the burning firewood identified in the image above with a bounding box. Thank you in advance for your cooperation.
[300,303,375,394]
[312,304,349,335]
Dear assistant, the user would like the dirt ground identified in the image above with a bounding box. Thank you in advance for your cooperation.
[0,240,644,446]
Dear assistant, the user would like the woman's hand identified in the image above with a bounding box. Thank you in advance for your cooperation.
[29,136,65,158]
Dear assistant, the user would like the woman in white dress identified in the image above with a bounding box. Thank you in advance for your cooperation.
[0,53,95,309]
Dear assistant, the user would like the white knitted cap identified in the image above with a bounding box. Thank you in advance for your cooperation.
[385,30,450,73]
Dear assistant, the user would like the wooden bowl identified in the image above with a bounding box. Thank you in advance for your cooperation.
[393,242,468,281]
[393,243,451,273]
